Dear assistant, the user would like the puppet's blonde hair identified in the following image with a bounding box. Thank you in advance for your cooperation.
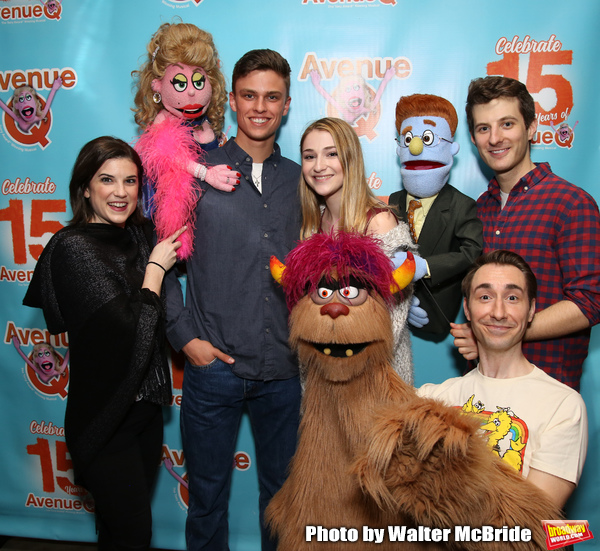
[132,21,227,134]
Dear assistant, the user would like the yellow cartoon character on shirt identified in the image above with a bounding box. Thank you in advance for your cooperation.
[461,399,527,473]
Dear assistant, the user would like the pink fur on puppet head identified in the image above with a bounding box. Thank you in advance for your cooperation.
[282,231,396,311]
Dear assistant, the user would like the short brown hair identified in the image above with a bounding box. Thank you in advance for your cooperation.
[69,137,145,227]
[395,94,458,137]
[465,76,536,137]
[462,250,537,304]
[232,49,291,96]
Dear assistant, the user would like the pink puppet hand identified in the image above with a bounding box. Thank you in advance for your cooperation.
[204,164,240,192]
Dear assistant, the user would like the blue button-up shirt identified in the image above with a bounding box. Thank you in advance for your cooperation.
[165,139,301,380]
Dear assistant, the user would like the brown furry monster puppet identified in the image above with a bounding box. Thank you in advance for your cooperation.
[266,231,560,551]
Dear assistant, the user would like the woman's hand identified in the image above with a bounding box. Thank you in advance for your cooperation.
[143,226,186,294]
[149,226,187,272]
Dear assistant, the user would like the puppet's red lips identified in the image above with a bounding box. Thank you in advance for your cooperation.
[177,105,205,119]
[403,161,445,170]
[348,97,362,109]
[313,342,368,358]
[40,361,53,372]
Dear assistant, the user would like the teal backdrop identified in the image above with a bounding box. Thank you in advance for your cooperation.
[0,1,598,549]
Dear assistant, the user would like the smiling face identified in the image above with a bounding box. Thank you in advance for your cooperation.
[229,69,291,153]
[464,263,535,355]
[301,129,344,205]
[84,158,139,227]
[33,345,56,374]
[14,89,38,122]
[397,116,459,198]
[470,97,537,190]
[152,63,212,121]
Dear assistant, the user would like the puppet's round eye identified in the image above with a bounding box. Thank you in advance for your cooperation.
[422,130,435,146]
[317,287,334,299]
[172,74,188,92]
[403,131,413,147]
[339,286,359,300]
[192,73,206,91]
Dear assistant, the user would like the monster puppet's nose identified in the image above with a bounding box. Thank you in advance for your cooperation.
[320,303,350,319]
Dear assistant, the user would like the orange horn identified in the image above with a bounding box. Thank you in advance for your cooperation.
[270,255,286,285]
[390,251,416,293]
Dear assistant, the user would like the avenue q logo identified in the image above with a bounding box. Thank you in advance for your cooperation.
[0,67,76,149]
[0,1,63,22]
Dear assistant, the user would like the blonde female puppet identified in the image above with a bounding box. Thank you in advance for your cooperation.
[133,22,240,259]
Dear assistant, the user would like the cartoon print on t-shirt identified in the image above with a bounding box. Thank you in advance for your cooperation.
[460,396,528,474]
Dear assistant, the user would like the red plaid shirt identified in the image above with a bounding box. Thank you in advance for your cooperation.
[477,163,600,390]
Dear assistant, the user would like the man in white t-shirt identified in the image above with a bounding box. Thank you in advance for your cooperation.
[419,250,587,509]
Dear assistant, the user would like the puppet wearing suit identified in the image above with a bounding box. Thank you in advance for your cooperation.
[389,94,482,336]
[266,232,559,551]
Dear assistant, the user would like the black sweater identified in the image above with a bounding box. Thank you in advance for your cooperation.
[24,222,171,478]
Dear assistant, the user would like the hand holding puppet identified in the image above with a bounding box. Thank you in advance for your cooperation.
[0,78,62,133]
[266,231,559,550]
[389,94,483,336]
[133,22,239,259]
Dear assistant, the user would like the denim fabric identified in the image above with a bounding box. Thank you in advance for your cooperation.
[181,358,301,551]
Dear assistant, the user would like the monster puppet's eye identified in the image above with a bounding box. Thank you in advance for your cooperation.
[317,287,334,299]
[339,286,359,300]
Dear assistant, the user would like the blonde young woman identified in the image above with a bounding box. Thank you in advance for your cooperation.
[299,117,426,384]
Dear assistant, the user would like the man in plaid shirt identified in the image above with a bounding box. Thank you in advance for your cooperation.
[451,76,600,390]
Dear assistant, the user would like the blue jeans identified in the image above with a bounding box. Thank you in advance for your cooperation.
[181,358,301,551]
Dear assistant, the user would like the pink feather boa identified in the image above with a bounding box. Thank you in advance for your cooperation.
[135,117,202,259]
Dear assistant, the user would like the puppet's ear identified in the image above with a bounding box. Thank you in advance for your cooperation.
[270,256,286,286]
[451,141,460,156]
[390,251,416,293]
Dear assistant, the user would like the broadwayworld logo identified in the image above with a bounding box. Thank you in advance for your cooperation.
[543,520,594,550]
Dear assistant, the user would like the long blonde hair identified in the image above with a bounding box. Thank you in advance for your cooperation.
[299,117,392,239]
[132,21,227,133]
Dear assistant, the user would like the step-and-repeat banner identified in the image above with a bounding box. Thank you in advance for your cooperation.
[1,1,598,549]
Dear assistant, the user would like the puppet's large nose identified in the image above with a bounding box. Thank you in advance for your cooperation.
[320,303,350,319]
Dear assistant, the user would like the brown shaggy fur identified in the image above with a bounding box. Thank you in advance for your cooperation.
[266,293,560,550]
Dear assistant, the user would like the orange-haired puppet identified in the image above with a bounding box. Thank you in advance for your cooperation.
[133,22,240,259]
[389,94,483,337]
[266,231,559,551]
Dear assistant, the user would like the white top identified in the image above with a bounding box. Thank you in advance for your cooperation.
[418,366,587,484]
